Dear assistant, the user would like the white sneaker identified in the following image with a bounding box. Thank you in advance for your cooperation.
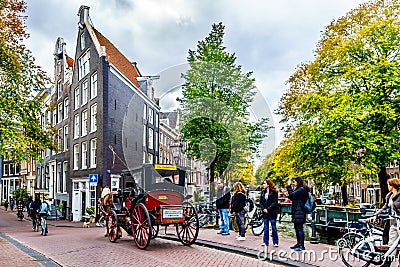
[237,236,246,241]
[236,235,240,239]
[261,243,267,246]
[273,244,279,247]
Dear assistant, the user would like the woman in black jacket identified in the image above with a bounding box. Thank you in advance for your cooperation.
[282,176,308,251]
[259,179,279,247]
[231,182,247,241]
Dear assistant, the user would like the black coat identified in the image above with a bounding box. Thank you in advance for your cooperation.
[286,185,308,224]
[259,189,278,220]
[231,192,246,213]
[216,186,231,209]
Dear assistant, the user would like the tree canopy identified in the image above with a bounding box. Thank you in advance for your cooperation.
[179,22,270,187]
[275,0,400,202]
[0,0,57,161]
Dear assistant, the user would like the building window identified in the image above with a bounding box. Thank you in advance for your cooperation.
[90,104,97,132]
[73,144,79,170]
[143,103,147,120]
[91,72,97,99]
[57,162,62,193]
[82,110,88,136]
[57,102,63,123]
[82,80,88,105]
[90,139,97,168]
[57,81,62,99]
[58,128,63,152]
[78,50,90,80]
[74,87,80,110]
[82,142,87,169]
[80,33,85,50]
[148,107,153,125]
[62,162,68,193]
[64,98,69,119]
[148,128,154,150]
[63,125,69,150]
[52,111,57,125]
[74,114,80,139]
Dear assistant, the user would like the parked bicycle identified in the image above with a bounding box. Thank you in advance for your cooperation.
[337,214,397,267]
[197,204,217,228]
[249,203,264,236]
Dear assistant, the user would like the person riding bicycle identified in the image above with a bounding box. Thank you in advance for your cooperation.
[30,196,41,230]
[16,200,24,219]
[39,196,51,235]
[367,178,400,267]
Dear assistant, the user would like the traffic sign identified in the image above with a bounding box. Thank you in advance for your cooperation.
[89,174,98,184]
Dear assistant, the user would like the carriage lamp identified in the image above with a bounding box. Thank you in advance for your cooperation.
[170,140,183,166]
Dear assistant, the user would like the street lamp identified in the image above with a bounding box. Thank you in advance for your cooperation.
[170,140,183,166]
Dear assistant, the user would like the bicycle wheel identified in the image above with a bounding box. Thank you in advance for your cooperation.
[338,232,372,267]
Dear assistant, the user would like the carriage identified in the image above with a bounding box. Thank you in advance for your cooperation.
[98,163,199,249]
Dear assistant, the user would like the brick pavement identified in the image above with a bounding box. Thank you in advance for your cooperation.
[0,235,43,267]
[47,219,341,267]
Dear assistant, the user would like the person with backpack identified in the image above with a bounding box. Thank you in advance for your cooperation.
[215,179,231,235]
[260,179,279,247]
[282,176,308,251]
[231,182,247,241]
[4,199,9,211]
[39,196,51,235]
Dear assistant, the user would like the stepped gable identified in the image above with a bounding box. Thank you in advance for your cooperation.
[93,28,141,88]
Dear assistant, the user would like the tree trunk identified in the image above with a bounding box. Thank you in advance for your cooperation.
[378,166,389,202]
[341,185,348,206]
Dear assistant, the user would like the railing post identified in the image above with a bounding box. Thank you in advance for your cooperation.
[310,210,319,244]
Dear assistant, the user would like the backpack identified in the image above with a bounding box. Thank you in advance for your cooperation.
[244,197,254,213]
[40,202,50,215]
[304,192,316,213]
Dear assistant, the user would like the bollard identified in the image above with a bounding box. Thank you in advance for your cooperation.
[310,210,319,244]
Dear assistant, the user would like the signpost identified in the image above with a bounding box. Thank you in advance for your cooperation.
[89,174,98,185]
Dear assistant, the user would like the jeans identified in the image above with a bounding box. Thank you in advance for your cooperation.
[236,210,246,237]
[218,208,229,233]
[294,223,305,247]
[263,217,278,245]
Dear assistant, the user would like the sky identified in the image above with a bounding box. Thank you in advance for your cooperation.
[24,0,371,159]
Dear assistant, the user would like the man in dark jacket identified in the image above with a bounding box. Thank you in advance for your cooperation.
[215,179,231,235]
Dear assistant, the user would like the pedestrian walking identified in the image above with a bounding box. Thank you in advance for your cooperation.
[9,198,14,211]
[4,199,9,211]
[216,179,231,235]
[260,179,279,247]
[366,178,400,267]
[231,182,247,241]
[282,176,308,251]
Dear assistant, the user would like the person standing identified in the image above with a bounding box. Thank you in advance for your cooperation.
[216,179,231,235]
[260,179,279,247]
[367,178,400,267]
[9,198,14,211]
[4,199,9,211]
[282,176,308,251]
[231,182,247,241]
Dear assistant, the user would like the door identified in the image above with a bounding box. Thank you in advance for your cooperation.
[72,189,81,221]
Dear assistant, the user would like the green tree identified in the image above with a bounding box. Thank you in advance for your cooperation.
[276,0,400,202]
[179,23,270,195]
[12,188,29,203]
[0,0,57,161]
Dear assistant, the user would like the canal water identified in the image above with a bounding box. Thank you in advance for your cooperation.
[277,221,341,246]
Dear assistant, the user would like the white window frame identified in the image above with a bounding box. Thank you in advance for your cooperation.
[148,128,154,150]
[74,114,80,139]
[73,144,79,170]
[91,72,97,99]
[57,102,63,123]
[81,110,88,136]
[78,50,90,80]
[63,125,69,151]
[82,80,88,105]
[64,98,69,120]
[90,139,97,168]
[74,87,80,110]
[80,33,85,50]
[57,81,62,99]
[90,104,97,133]
[81,142,87,169]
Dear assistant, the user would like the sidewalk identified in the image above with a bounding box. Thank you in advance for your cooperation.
[47,219,341,267]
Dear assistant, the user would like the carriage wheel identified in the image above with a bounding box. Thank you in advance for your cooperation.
[176,202,199,246]
[107,211,118,243]
[131,203,152,249]
[151,224,159,239]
